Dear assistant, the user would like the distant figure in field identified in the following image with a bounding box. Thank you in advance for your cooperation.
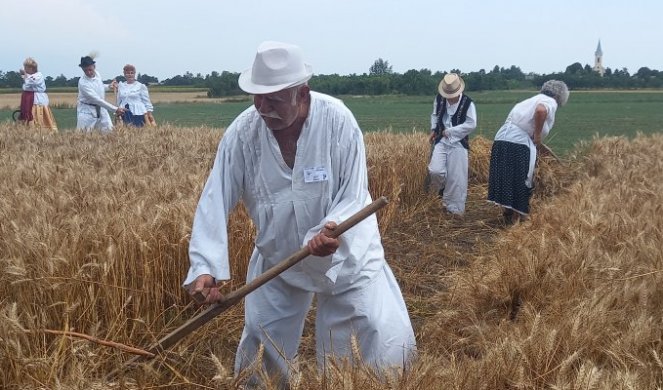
[184,40,416,387]
[111,64,155,127]
[76,55,125,133]
[19,57,58,131]
[487,80,569,223]
[427,73,477,215]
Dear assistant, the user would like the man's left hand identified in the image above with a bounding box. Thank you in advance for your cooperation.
[307,222,340,257]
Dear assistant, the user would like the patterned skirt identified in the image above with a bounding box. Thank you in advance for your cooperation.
[487,140,533,215]
[27,105,58,131]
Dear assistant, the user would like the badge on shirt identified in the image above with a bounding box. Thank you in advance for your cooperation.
[304,166,328,183]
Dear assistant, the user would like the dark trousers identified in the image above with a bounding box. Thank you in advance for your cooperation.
[121,105,146,127]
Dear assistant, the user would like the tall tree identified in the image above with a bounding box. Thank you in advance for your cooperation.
[1,71,22,88]
[369,58,393,76]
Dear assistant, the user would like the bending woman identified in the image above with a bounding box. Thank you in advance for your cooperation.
[487,80,569,223]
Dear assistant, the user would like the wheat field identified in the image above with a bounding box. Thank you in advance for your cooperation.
[0,91,227,110]
[1,122,662,389]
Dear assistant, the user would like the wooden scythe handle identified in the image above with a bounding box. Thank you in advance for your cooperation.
[110,196,388,376]
[539,143,561,162]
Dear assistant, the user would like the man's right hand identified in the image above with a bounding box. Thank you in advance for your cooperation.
[187,274,223,304]
[429,130,437,144]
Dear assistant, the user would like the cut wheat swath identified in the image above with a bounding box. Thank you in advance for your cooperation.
[107,196,389,378]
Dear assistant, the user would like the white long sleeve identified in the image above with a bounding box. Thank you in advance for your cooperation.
[430,98,439,130]
[431,95,477,146]
[22,72,49,105]
[116,82,153,115]
[185,129,245,283]
[443,102,477,143]
[184,92,384,294]
[77,71,117,112]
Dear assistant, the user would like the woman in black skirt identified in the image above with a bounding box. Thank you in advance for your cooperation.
[487,80,569,223]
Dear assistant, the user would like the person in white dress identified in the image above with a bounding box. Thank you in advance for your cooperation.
[184,41,416,387]
[111,64,155,127]
[76,55,124,133]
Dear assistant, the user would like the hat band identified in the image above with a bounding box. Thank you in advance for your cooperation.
[444,83,461,95]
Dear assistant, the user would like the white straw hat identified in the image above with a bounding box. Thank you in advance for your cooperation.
[438,73,465,98]
[238,41,313,94]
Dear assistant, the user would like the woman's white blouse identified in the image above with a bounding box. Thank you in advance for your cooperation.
[22,72,49,106]
[116,81,153,115]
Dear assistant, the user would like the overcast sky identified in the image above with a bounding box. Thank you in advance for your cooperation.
[2,0,660,80]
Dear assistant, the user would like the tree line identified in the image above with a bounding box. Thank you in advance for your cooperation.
[0,72,158,89]
[1,59,661,96]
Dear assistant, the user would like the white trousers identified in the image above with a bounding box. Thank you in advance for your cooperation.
[235,264,416,386]
[427,142,469,214]
[76,108,113,133]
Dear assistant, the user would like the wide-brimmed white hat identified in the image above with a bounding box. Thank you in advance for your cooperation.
[438,73,465,98]
[238,41,313,95]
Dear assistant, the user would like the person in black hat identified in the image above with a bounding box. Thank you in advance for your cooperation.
[76,55,124,132]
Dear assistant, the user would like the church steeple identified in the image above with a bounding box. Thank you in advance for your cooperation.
[595,40,603,56]
[593,39,605,77]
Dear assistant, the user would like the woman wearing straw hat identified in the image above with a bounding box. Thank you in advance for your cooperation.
[487,80,569,223]
[184,41,416,387]
[111,64,155,127]
[76,54,125,132]
[427,72,477,215]
[18,57,58,131]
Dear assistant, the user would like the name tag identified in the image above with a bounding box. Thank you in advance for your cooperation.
[304,166,328,183]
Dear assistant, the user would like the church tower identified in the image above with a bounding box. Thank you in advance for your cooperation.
[593,40,605,77]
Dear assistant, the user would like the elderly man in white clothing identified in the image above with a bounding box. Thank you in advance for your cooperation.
[76,55,124,132]
[184,41,416,386]
[427,73,477,215]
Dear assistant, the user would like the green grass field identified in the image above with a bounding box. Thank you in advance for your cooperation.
[2,90,662,154]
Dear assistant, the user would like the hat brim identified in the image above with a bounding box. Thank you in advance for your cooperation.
[438,78,465,99]
[238,64,313,95]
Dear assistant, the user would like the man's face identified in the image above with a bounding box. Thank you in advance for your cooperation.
[82,64,96,78]
[253,86,301,131]
[447,95,460,104]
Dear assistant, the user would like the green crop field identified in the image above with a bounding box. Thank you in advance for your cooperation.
[1,90,662,154]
